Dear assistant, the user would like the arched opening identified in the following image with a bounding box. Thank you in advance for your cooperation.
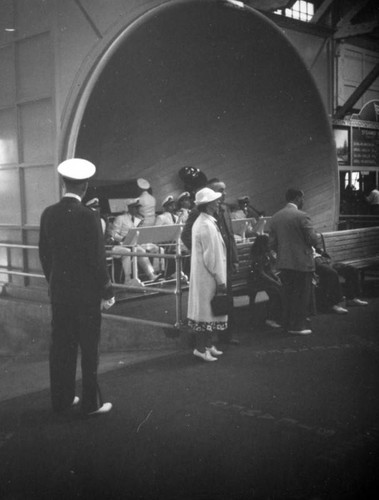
[75,0,338,229]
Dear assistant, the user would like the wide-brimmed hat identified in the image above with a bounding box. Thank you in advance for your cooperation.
[162,195,175,207]
[194,188,222,205]
[57,158,96,181]
[137,178,150,190]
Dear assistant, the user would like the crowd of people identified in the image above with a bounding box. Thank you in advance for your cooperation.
[38,159,371,417]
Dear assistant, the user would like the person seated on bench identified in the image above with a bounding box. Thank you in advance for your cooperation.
[155,195,188,281]
[366,185,379,215]
[313,247,368,313]
[110,198,161,285]
[230,201,256,241]
[175,191,192,225]
[248,234,283,329]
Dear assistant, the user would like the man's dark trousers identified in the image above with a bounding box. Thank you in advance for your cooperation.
[50,302,101,413]
[280,270,313,331]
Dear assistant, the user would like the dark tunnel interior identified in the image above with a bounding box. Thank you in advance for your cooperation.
[76,0,338,229]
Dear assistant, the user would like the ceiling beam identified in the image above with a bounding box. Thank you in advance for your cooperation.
[334,21,378,39]
[242,0,292,11]
[334,62,379,119]
[335,0,371,28]
[310,0,335,24]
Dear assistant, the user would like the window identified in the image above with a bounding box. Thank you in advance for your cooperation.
[275,1,314,22]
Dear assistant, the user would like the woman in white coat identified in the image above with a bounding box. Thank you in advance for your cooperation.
[188,188,228,361]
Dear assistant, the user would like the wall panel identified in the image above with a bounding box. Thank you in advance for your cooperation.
[0,108,18,165]
[0,168,21,224]
[23,165,56,225]
[15,0,52,38]
[0,0,15,45]
[19,99,54,163]
[338,45,379,109]
[0,45,16,107]
[16,33,52,102]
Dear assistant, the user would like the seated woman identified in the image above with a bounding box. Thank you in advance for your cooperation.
[248,234,283,328]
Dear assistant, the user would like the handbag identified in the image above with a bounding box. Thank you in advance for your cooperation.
[211,293,230,316]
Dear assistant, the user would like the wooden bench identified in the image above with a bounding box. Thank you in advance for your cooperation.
[321,226,379,292]
[231,239,271,310]
[232,241,255,295]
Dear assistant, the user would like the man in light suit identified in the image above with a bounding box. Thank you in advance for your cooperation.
[39,159,114,415]
[269,188,320,335]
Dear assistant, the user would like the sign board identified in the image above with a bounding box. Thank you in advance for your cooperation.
[352,128,379,167]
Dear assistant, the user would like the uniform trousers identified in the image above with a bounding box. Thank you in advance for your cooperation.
[280,270,313,331]
[50,302,101,413]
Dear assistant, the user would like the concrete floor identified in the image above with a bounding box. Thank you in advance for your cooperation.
[1,284,379,500]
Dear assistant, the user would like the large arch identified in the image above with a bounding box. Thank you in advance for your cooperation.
[68,0,338,230]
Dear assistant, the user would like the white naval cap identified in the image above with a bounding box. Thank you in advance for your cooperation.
[57,158,96,181]
[137,178,150,190]
[124,198,141,207]
[177,191,190,201]
[162,195,175,207]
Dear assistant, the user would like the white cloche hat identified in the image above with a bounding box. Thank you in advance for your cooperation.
[194,187,222,205]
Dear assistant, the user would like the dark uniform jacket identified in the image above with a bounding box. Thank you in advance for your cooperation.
[39,197,113,305]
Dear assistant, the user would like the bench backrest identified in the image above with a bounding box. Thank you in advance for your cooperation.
[321,226,379,262]
[233,241,255,283]
[122,224,183,246]
[231,217,271,237]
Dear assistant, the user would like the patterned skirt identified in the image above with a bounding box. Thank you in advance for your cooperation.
[188,319,228,333]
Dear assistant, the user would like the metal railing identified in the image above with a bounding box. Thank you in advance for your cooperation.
[0,242,188,330]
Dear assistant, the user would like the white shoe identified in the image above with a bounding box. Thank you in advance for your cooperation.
[206,346,223,356]
[71,396,80,407]
[265,319,281,328]
[331,305,348,314]
[124,278,143,287]
[288,329,312,335]
[193,349,217,361]
[347,298,368,306]
[88,402,112,415]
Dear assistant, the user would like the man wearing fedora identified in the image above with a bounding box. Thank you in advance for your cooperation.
[39,158,114,415]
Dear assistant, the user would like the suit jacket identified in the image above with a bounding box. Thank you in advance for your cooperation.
[269,203,319,272]
[39,197,113,305]
[181,204,238,270]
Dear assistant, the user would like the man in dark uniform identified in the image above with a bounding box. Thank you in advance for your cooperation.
[182,178,239,344]
[39,158,114,415]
